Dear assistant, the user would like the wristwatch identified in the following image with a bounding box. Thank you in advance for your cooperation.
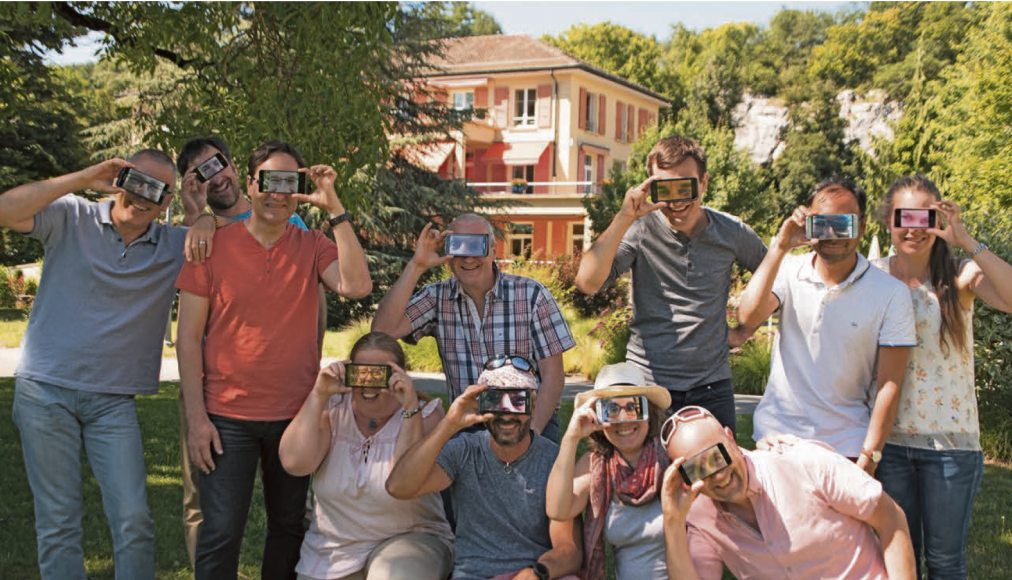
[327,212,351,229]
[861,447,882,464]
[529,562,549,580]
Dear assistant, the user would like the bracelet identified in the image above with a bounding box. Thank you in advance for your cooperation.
[327,212,351,229]
[969,241,989,258]
[401,403,424,420]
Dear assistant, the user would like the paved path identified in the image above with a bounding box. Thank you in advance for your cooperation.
[0,347,759,414]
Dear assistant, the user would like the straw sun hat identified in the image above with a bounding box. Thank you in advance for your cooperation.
[574,362,671,410]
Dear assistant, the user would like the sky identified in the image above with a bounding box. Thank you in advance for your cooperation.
[46,1,863,66]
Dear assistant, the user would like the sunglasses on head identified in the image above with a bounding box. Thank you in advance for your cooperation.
[484,355,537,377]
[660,405,713,447]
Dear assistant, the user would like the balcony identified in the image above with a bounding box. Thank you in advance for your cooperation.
[467,180,601,197]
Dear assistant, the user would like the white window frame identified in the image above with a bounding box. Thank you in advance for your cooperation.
[513,88,537,127]
[508,222,535,258]
[452,90,474,111]
[583,154,594,194]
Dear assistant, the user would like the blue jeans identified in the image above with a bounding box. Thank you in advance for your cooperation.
[195,414,309,580]
[11,376,154,580]
[877,443,983,579]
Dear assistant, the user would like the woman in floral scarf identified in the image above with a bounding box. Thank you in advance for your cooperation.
[546,362,672,579]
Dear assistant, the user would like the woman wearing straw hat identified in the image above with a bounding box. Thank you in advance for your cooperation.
[546,362,672,579]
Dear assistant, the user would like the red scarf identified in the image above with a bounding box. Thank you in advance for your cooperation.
[582,438,667,579]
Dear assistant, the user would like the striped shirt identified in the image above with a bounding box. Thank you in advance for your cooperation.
[405,266,576,399]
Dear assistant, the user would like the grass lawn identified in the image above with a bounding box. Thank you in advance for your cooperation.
[0,380,1009,579]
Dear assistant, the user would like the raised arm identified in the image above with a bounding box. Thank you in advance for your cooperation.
[738,207,809,328]
[390,363,444,463]
[0,159,130,232]
[661,460,711,580]
[373,222,451,338]
[279,362,351,476]
[575,176,663,295]
[546,398,601,521]
[177,290,221,475]
[863,493,916,579]
[933,201,1012,313]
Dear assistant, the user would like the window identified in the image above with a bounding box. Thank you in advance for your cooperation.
[513,88,536,126]
[570,222,585,255]
[583,154,594,194]
[511,165,534,193]
[617,104,628,142]
[452,91,474,111]
[584,91,598,132]
[509,223,534,258]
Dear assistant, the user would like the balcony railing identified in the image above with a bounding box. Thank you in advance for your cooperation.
[467,181,601,196]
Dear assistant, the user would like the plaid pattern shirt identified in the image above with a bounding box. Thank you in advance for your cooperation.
[405,267,576,399]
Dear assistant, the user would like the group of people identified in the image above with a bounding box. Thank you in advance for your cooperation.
[3,132,1009,580]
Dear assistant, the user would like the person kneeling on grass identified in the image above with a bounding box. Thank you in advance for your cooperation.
[278,332,453,580]
[386,359,582,580]
[546,362,672,579]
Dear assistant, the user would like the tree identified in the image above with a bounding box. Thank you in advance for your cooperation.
[439,2,502,37]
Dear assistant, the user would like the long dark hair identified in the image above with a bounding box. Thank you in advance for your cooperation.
[883,174,967,354]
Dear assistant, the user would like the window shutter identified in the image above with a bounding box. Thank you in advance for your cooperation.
[615,100,623,141]
[578,88,587,131]
[596,154,605,184]
[627,103,635,140]
[638,108,648,134]
[475,86,488,108]
[537,84,552,128]
[598,94,606,136]
[494,86,509,129]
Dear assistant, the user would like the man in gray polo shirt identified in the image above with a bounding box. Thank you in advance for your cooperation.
[576,135,766,431]
[1,151,187,580]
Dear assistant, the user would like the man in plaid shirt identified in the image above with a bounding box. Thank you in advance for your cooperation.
[373,213,575,442]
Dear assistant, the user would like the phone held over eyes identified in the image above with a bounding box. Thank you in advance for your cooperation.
[650,177,699,204]
[478,388,531,415]
[805,213,858,240]
[345,364,392,389]
[115,167,169,205]
[679,442,732,486]
[195,153,228,183]
[444,233,489,257]
[595,396,648,425]
[893,208,936,229]
[258,169,308,194]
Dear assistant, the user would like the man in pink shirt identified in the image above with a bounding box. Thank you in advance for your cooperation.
[659,406,915,580]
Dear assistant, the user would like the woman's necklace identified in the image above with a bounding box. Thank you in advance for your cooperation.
[367,418,379,431]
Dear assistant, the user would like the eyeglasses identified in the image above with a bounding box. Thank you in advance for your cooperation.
[606,401,641,416]
[484,355,538,377]
[660,405,713,447]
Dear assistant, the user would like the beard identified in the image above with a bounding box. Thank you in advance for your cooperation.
[206,181,241,211]
[487,414,530,447]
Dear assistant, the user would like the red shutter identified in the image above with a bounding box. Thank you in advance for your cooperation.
[578,88,587,130]
[494,86,509,129]
[598,94,606,136]
[626,105,633,140]
[537,84,552,128]
[615,100,623,141]
[475,86,488,108]
[638,108,649,134]
[596,154,605,184]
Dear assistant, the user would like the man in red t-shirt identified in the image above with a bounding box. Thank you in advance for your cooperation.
[176,140,371,580]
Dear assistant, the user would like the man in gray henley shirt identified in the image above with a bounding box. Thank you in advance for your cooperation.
[576,135,766,431]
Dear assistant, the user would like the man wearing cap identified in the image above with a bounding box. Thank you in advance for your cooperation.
[372,213,576,442]
[547,362,672,579]
[386,362,582,580]
[659,406,915,579]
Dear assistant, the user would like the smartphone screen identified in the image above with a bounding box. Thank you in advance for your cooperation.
[345,364,391,388]
[893,208,936,229]
[650,177,698,204]
[478,388,531,415]
[678,442,732,486]
[595,396,648,424]
[444,233,489,257]
[805,213,858,240]
[115,167,168,205]
[196,153,228,183]
[259,170,307,194]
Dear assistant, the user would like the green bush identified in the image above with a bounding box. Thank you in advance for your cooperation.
[973,236,1012,462]
[730,337,772,396]
[0,267,16,309]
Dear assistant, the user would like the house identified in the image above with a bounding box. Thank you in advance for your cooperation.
[405,34,668,260]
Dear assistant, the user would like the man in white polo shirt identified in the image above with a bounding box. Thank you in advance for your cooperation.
[737,176,915,475]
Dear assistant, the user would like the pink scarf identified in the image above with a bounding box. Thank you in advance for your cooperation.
[582,438,667,579]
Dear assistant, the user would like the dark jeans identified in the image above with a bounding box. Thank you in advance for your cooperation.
[877,443,983,579]
[666,378,736,435]
[195,415,309,580]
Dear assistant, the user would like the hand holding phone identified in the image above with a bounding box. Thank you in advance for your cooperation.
[345,363,392,389]
[650,177,699,204]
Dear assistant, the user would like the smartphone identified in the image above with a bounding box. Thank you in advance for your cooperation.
[478,388,531,415]
[650,177,699,204]
[345,363,392,389]
[258,169,307,194]
[444,233,489,257]
[195,153,228,183]
[595,396,648,425]
[115,167,169,205]
[893,208,936,229]
[805,213,858,240]
[678,442,732,486]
